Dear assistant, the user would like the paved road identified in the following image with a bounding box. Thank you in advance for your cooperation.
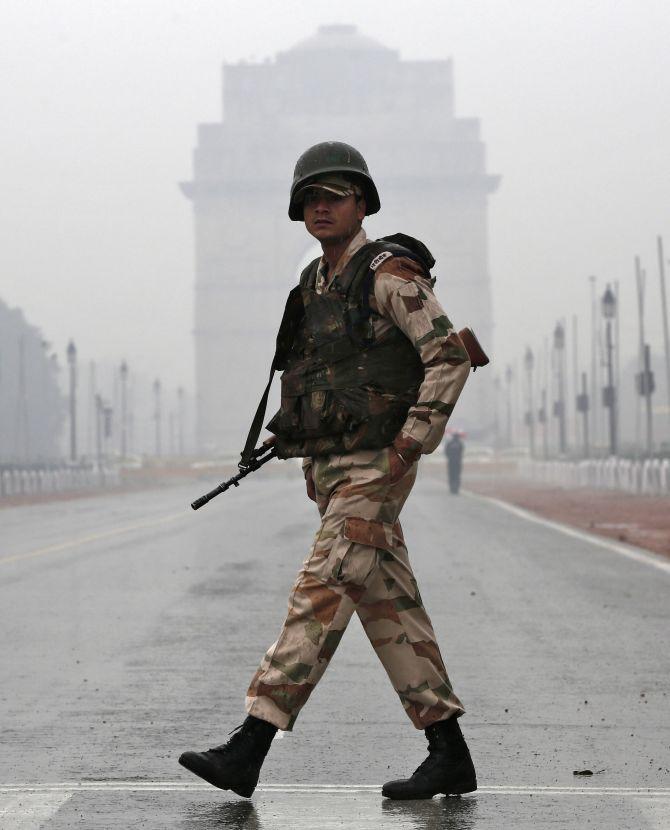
[1,462,669,829]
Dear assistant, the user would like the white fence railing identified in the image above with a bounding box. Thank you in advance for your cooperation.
[0,465,120,500]
[518,458,670,496]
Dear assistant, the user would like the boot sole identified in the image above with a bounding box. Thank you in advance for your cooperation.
[382,780,477,800]
[178,752,255,798]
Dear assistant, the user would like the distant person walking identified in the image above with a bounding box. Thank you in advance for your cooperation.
[445,433,465,494]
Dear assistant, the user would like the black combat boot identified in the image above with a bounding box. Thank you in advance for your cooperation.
[382,717,477,800]
[179,715,278,798]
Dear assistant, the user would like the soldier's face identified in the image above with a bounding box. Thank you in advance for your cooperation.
[303,191,366,245]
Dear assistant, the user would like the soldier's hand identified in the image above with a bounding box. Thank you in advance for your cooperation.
[305,468,316,502]
[262,435,277,447]
[388,447,411,483]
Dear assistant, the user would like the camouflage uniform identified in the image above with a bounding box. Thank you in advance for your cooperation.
[246,229,470,731]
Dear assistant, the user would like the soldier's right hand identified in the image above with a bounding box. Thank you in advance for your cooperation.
[305,468,317,502]
[388,446,412,484]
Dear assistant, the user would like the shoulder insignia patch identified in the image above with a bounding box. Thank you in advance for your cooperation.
[370,251,394,271]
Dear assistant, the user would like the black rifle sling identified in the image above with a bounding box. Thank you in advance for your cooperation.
[239,284,305,468]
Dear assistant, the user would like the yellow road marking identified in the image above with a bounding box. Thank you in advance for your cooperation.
[1,511,187,565]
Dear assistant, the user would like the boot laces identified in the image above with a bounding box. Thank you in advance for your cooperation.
[413,751,442,778]
[412,732,466,776]
[209,722,250,755]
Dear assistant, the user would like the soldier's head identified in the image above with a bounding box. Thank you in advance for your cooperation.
[289,142,380,245]
[300,176,367,246]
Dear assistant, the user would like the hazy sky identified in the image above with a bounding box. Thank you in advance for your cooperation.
[2,0,669,397]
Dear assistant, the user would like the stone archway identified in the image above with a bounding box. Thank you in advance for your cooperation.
[182,25,499,453]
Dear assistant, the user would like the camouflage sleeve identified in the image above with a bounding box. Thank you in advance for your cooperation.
[373,257,471,459]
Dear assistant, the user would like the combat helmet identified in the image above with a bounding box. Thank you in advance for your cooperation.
[288,141,381,221]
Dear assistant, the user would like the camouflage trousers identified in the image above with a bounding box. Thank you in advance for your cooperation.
[245,447,464,731]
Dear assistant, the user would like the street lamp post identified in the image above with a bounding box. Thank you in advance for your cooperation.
[505,365,513,447]
[153,378,162,457]
[553,323,566,455]
[524,347,535,458]
[492,376,501,448]
[538,389,548,459]
[576,372,590,458]
[177,386,185,455]
[95,393,103,473]
[601,285,618,456]
[636,346,655,457]
[120,361,128,459]
[66,340,77,463]
[104,403,113,457]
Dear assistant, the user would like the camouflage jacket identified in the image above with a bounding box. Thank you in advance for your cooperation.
[287,229,471,470]
[268,238,428,458]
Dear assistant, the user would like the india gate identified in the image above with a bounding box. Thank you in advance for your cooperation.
[181,24,499,454]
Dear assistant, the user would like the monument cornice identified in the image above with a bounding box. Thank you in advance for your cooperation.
[180,174,500,201]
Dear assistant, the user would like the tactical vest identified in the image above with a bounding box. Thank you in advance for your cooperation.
[266,235,433,459]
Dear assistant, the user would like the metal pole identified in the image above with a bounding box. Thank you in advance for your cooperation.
[493,376,501,448]
[558,347,566,454]
[605,319,617,455]
[657,236,670,434]
[177,386,185,455]
[644,344,654,456]
[553,323,566,455]
[525,349,535,458]
[614,280,620,451]
[128,376,134,456]
[572,315,579,449]
[541,388,549,459]
[529,367,535,457]
[589,275,597,450]
[581,371,590,457]
[542,337,549,457]
[87,361,96,458]
[95,393,103,471]
[120,361,128,459]
[153,379,162,457]
[635,258,645,457]
[562,316,570,452]
[505,365,513,447]
[16,336,29,461]
[67,341,77,462]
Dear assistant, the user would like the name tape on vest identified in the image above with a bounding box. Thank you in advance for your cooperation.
[370,251,394,272]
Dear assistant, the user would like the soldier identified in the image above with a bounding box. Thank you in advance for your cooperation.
[179,141,477,800]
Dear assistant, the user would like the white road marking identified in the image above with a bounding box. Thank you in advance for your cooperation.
[0,511,187,566]
[466,491,670,576]
[0,791,71,829]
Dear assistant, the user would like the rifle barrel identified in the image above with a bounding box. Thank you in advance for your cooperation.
[190,445,276,510]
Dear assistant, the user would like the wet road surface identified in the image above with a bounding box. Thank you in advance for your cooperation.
[1,461,669,828]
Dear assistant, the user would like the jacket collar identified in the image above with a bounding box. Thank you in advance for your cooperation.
[315,228,368,293]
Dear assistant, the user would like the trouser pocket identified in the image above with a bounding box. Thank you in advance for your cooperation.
[316,516,401,587]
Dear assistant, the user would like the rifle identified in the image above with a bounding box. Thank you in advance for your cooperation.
[191,444,277,511]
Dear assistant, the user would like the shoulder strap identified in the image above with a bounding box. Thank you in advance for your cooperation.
[299,257,321,289]
[239,285,304,468]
